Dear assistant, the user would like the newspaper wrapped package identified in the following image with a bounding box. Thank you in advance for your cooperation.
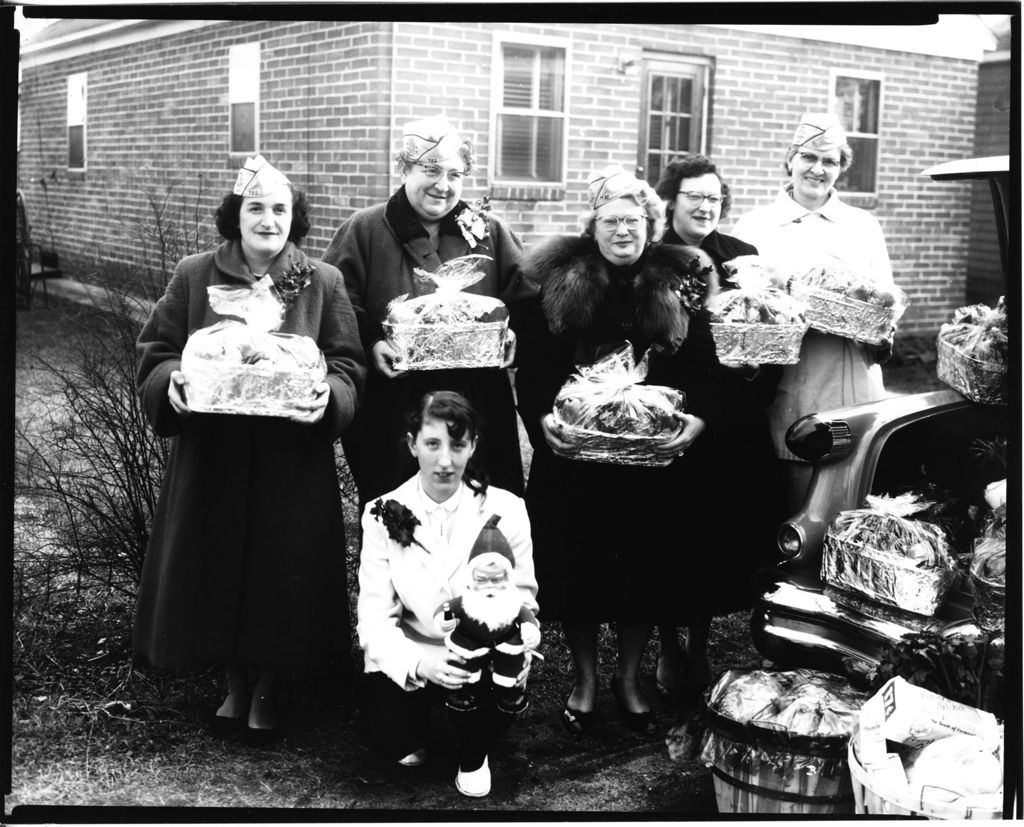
[699,668,867,815]
[707,256,809,365]
[383,254,508,370]
[822,493,957,616]
[789,257,906,345]
[936,297,1007,405]
[551,343,685,467]
[181,279,326,417]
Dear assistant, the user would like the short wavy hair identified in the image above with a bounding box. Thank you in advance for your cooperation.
[394,139,476,176]
[655,155,734,220]
[214,186,311,243]
[784,143,854,175]
[581,181,667,243]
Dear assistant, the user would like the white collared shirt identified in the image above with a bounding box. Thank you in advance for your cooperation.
[416,478,464,545]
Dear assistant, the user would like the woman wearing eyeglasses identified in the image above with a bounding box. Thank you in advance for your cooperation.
[731,114,897,513]
[650,156,785,705]
[323,115,526,504]
[510,164,722,736]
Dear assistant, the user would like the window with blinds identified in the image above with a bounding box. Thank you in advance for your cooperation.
[67,72,87,170]
[832,73,882,195]
[229,43,260,155]
[494,42,566,183]
[637,56,711,186]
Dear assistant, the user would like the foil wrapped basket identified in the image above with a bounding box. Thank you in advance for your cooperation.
[182,322,327,417]
[821,534,958,616]
[936,337,1007,405]
[552,422,683,467]
[710,321,807,366]
[790,283,897,346]
[384,318,508,370]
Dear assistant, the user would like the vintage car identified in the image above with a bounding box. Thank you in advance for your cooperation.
[749,155,1011,679]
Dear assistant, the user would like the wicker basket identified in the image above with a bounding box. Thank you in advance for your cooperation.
[709,321,807,366]
[821,534,957,616]
[384,319,508,370]
[848,739,1002,819]
[936,337,1007,405]
[790,283,897,345]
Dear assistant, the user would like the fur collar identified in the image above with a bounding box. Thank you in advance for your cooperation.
[384,186,470,244]
[522,235,707,352]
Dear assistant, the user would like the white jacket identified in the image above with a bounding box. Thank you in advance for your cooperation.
[357,476,539,690]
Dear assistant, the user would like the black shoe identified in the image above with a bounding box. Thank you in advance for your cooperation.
[208,712,245,736]
[560,698,594,736]
[611,678,657,736]
[243,724,280,747]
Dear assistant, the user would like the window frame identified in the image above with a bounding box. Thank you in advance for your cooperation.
[228,42,260,156]
[830,68,884,197]
[489,32,571,190]
[637,54,713,186]
[67,71,87,171]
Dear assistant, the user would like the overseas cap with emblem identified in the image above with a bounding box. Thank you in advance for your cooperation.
[587,164,648,210]
[792,113,848,152]
[402,115,465,165]
[233,155,291,198]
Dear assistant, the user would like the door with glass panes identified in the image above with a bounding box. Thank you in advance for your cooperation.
[637,56,711,186]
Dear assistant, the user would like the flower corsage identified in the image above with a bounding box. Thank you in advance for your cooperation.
[370,498,428,550]
[455,196,491,249]
[673,252,713,313]
[274,261,315,308]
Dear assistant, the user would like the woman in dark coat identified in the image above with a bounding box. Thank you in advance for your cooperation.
[652,155,785,702]
[512,165,722,736]
[322,114,525,504]
[134,156,366,740]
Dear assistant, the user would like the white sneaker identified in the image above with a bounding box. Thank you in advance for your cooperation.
[455,756,491,797]
[397,748,427,767]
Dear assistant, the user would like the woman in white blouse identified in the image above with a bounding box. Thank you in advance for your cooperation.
[356,391,539,798]
[732,112,897,510]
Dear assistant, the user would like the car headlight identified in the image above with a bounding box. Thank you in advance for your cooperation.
[777,523,804,559]
[786,415,852,463]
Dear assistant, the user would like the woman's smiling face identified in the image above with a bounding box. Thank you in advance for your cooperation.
[239,185,292,269]
[593,197,648,266]
[788,147,842,209]
[402,158,466,225]
[672,172,723,245]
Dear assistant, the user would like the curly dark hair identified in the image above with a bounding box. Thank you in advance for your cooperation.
[408,390,489,497]
[654,155,733,220]
[214,187,311,242]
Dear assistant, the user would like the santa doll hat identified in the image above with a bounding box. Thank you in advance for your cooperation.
[467,514,515,574]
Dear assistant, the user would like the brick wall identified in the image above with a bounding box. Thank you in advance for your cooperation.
[19,20,982,334]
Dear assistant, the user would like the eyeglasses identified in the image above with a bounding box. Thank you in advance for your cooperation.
[596,215,644,231]
[678,191,722,207]
[414,163,465,183]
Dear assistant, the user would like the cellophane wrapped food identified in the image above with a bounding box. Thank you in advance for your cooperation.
[937,297,1007,405]
[383,254,508,370]
[699,668,867,815]
[552,343,685,467]
[707,256,809,366]
[969,483,1006,633]
[789,257,906,345]
[822,493,958,616]
[181,279,326,417]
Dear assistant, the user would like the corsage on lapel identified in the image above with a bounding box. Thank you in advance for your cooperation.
[274,260,315,308]
[674,251,714,313]
[371,498,428,551]
[455,196,491,249]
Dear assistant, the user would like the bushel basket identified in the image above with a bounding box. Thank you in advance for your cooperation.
[936,336,1007,405]
[790,283,896,345]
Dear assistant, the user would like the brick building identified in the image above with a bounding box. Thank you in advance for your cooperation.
[17,16,1007,334]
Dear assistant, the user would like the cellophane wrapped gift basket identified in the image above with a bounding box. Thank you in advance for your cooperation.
[821,493,958,616]
[936,296,1007,405]
[706,255,809,365]
[848,677,1003,819]
[551,343,686,467]
[968,479,1006,634]
[699,668,867,815]
[788,257,906,345]
[181,278,326,417]
[382,254,509,370]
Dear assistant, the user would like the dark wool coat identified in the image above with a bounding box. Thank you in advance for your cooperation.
[133,240,366,672]
[664,227,786,614]
[511,236,724,623]
[322,188,525,503]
